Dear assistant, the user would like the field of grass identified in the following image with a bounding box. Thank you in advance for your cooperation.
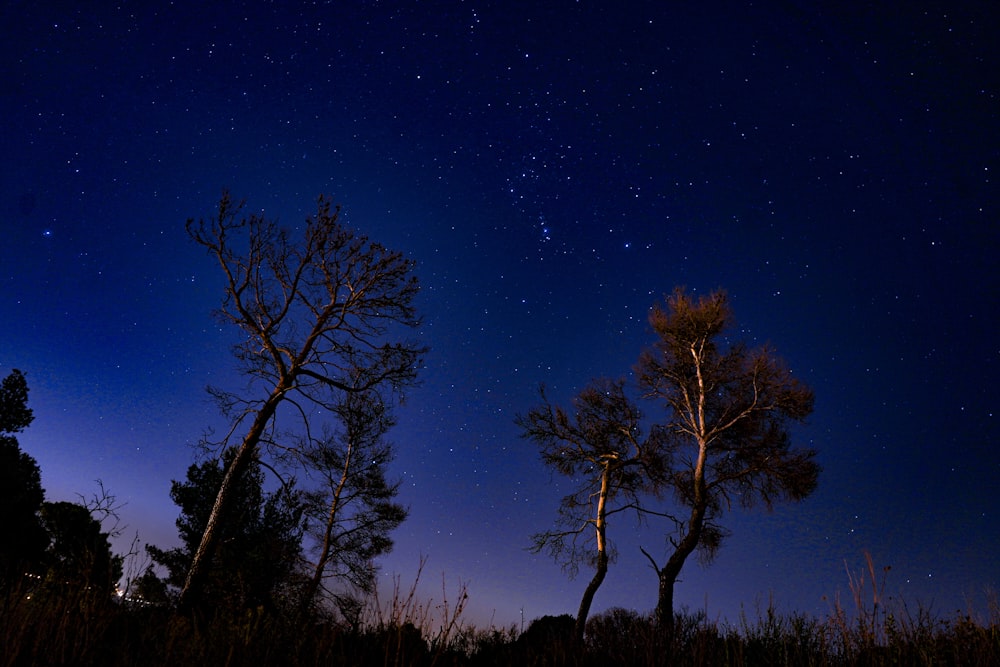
[3,562,998,667]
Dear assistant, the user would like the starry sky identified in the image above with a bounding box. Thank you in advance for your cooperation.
[2,2,998,629]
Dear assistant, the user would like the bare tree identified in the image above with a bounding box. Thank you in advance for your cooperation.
[636,288,819,642]
[517,379,664,643]
[179,192,425,611]
[297,386,407,617]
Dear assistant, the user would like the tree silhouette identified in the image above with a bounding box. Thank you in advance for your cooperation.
[0,369,47,600]
[517,379,663,643]
[297,387,407,618]
[148,449,304,615]
[180,192,425,611]
[636,288,819,643]
[38,501,122,602]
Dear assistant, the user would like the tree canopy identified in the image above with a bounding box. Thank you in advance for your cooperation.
[0,369,47,598]
[148,449,304,615]
[39,501,123,602]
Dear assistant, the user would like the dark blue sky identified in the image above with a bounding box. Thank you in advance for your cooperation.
[2,2,997,627]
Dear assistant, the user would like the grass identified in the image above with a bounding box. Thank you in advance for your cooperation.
[2,555,998,666]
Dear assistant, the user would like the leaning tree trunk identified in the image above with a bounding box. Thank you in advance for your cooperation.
[574,463,613,643]
[178,390,284,613]
[576,551,608,643]
[654,413,710,647]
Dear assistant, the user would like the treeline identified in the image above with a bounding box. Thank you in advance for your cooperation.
[1,369,122,609]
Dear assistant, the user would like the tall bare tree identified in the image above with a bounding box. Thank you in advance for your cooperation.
[517,379,663,643]
[636,288,819,642]
[180,192,425,611]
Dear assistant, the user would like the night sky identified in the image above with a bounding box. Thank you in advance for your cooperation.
[3,2,998,629]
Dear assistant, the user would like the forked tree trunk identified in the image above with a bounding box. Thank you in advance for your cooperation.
[655,556,683,647]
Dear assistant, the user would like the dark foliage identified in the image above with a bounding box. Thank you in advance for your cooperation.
[38,500,123,601]
[0,368,33,433]
[146,448,304,617]
[517,614,577,652]
[1,586,997,667]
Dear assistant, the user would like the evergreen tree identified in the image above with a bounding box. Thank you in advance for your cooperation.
[0,369,47,597]
[39,501,123,602]
[148,449,304,615]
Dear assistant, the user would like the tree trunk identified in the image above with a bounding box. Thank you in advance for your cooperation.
[575,550,608,643]
[574,463,613,643]
[655,556,684,647]
[178,391,284,613]
[654,411,709,647]
[656,566,676,646]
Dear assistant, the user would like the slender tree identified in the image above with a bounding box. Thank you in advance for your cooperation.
[636,288,819,642]
[297,387,407,617]
[517,379,663,643]
[180,192,425,611]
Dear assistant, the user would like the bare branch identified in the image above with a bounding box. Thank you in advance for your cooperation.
[178,192,425,612]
